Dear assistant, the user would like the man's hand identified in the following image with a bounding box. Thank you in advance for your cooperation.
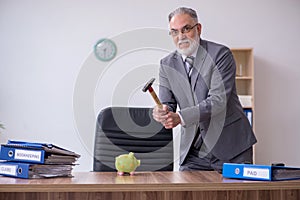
[152,104,169,123]
[163,111,181,129]
[152,105,181,129]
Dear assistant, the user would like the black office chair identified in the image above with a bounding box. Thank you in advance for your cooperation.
[93,107,173,172]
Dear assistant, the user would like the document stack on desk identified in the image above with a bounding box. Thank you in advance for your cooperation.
[0,140,80,179]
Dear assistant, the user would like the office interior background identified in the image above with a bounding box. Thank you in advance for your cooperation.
[0,0,299,171]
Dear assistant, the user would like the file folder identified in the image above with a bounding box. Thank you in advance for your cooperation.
[0,140,80,164]
[243,109,252,126]
[223,163,300,181]
[0,161,73,179]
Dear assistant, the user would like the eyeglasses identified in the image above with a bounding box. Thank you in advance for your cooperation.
[169,24,198,37]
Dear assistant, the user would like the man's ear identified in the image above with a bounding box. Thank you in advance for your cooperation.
[197,23,202,35]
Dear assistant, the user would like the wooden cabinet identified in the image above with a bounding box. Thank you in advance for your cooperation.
[231,48,254,128]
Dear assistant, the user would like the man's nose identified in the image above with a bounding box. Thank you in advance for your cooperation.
[178,32,187,40]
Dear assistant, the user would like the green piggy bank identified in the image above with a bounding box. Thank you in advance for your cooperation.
[115,152,141,175]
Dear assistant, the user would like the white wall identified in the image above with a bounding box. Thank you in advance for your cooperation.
[0,0,300,171]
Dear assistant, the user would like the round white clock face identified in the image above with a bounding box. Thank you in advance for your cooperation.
[94,38,117,61]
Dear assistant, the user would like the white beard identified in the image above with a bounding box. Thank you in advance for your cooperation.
[176,35,199,56]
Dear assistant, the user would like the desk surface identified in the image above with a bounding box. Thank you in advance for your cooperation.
[1,171,300,193]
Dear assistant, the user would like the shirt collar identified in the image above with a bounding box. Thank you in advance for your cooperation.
[181,48,198,61]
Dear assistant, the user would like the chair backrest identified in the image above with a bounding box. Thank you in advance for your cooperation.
[93,107,173,172]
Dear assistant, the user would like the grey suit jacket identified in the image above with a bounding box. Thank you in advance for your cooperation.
[159,39,257,165]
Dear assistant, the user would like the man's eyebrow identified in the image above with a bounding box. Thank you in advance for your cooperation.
[170,24,190,30]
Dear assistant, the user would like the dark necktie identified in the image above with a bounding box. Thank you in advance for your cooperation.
[186,56,203,149]
[185,56,194,80]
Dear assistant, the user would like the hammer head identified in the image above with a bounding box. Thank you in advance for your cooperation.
[142,78,155,92]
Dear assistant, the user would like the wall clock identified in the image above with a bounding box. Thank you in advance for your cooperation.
[94,38,117,61]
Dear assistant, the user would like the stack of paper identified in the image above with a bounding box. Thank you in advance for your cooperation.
[238,95,252,107]
[0,140,80,179]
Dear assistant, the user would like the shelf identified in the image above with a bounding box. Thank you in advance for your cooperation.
[231,48,255,161]
[231,48,254,100]
[236,76,252,80]
[243,106,253,109]
[231,47,254,126]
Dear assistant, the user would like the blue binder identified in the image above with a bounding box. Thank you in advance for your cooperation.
[0,161,73,179]
[223,163,300,181]
[0,140,80,164]
[0,145,46,163]
[243,109,252,126]
[0,162,31,178]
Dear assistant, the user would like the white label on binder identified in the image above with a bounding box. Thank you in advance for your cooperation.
[15,149,42,162]
[243,167,270,179]
[0,164,17,176]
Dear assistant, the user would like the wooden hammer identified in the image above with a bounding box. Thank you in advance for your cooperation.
[142,78,162,107]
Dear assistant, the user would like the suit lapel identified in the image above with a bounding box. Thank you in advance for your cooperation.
[172,52,195,106]
[191,40,208,91]
[172,52,187,78]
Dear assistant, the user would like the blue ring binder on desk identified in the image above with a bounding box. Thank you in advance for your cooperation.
[0,140,80,179]
[0,162,74,178]
[0,140,80,164]
[222,163,300,181]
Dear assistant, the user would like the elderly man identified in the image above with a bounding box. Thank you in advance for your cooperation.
[153,7,257,172]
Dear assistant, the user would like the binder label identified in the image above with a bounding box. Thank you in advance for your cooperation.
[243,167,270,179]
[14,149,42,162]
[0,164,17,176]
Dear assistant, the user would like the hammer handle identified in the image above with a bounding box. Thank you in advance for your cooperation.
[150,91,162,107]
